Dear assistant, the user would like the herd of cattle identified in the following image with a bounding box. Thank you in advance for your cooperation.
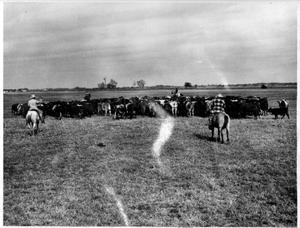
[11,95,289,120]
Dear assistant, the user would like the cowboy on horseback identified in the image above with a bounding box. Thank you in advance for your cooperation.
[208,94,226,130]
[28,94,45,123]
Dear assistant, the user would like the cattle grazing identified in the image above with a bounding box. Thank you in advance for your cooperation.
[12,95,275,121]
[209,112,230,143]
[50,103,63,120]
[239,100,261,119]
[259,97,268,115]
[185,100,196,117]
[19,103,29,118]
[98,102,111,116]
[268,107,289,119]
[25,110,41,135]
[113,104,126,119]
[125,102,136,119]
[11,103,22,115]
[148,102,157,117]
[193,98,209,117]
[169,100,178,117]
[278,99,289,109]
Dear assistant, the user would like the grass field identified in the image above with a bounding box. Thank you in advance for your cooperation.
[3,88,297,226]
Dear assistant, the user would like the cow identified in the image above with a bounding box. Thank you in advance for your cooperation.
[113,104,126,119]
[11,103,22,115]
[77,102,94,118]
[169,100,178,117]
[268,107,289,119]
[259,97,268,116]
[138,99,155,117]
[125,102,136,119]
[239,101,261,119]
[98,102,111,116]
[18,103,29,118]
[43,102,63,120]
[278,99,289,109]
[185,97,196,117]
[193,98,209,117]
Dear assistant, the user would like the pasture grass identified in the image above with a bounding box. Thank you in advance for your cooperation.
[4,114,297,226]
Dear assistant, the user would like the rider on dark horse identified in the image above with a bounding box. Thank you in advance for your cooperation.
[28,94,45,123]
[208,94,226,130]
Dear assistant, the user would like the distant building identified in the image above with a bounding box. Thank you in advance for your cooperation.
[261,84,268,89]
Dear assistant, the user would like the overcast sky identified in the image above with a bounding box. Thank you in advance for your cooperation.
[4,2,297,89]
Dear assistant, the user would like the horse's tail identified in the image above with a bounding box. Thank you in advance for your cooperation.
[224,113,230,129]
[25,111,31,125]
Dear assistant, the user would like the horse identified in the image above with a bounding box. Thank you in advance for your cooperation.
[209,112,230,143]
[25,110,41,135]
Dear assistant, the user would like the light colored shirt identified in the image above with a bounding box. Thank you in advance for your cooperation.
[28,98,41,111]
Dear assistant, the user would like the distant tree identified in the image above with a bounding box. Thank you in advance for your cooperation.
[184,82,192,88]
[137,80,146,88]
[194,84,198,88]
[133,81,137,87]
[98,82,106,89]
[107,79,118,89]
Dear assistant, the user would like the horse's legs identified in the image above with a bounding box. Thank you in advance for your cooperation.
[32,122,37,135]
[211,128,214,141]
[221,129,225,143]
[217,128,221,142]
[226,127,230,142]
[26,121,32,129]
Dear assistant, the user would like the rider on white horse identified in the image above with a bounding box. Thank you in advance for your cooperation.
[28,94,45,123]
[208,94,226,130]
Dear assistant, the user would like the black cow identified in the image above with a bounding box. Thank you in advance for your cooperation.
[19,103,29,118]
[193,97,209,117]
[268,108,289,119]
[225,96,242,118]
[44,102,63,119]
[259,97,268,115]
[11,103,22,115]
[80,102,94,117]
[239,100,261,119]
[113,104,126,119]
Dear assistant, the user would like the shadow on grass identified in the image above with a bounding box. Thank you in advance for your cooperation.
[194,133,231,144]
[194,133,213,142]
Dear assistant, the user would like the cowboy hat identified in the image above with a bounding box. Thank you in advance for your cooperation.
[30,94,36,99]
[216,94,223,98]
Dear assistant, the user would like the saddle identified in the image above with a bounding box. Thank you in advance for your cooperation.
[28,109,43,118]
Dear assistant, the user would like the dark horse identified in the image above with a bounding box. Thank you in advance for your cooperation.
[210,112,230,143]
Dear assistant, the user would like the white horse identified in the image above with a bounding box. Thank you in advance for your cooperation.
[26,111,41,135]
